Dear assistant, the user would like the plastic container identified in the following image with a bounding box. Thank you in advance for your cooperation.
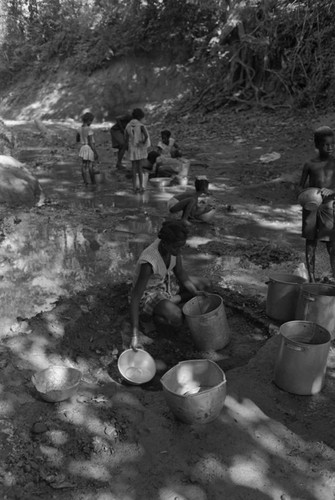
[161,359,226,424]
[295,283,335,340]
[135,171,149,190]
[266,273,307,322]
[273,321,331,395]
[182,294,230,351]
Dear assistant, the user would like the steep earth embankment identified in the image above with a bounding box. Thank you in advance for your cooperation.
[0,57,187,121]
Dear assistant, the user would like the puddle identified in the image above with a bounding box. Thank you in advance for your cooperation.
[0,150,218,333]
[0,211,217,333]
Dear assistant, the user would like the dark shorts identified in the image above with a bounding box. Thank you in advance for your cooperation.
[110,129,125,149]
[302,202,335,241]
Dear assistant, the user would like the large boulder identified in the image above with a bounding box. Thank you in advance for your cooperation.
[0,155,44,207]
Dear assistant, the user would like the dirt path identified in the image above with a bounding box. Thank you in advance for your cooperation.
[0,111,335,500]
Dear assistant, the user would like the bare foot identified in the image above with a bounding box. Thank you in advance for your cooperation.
[171,294,182,304]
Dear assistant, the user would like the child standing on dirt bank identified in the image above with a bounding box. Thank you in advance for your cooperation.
[78,112,99,185]
[168,176,210,225]
[125,108,151,193]
[299,126,335,282]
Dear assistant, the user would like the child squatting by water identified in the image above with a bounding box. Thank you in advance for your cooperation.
[168,177,210,225]
[129,220,211,350]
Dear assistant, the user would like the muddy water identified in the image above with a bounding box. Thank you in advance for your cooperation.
[1,153,219,333]
[8,142,302,337]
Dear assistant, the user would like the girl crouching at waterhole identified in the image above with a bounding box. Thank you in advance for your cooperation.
[129,220,211,350]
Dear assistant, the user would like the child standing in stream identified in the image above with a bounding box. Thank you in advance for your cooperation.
[78,112,99,185]
[125,108,151,193]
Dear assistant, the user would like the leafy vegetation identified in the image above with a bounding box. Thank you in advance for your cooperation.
[1,0,335,111]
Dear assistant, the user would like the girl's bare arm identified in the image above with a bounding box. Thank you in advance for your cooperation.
[130,263,152,344]
[174,255,199,295]
[124,129,130,149]
[299,162,310,190]
[88,134,99,160]
[141,125,149,143]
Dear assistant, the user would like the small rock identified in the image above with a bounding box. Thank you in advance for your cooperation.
[24,481,35,490]
[155,359,167,372]
[104,425,117,438]
[89,240,100,251]
[32,422,48,434]
[30,461,40,470]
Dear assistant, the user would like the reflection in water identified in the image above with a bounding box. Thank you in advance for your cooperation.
[0,211,217,332]
[2,153,217,333]
[0,213,153,330]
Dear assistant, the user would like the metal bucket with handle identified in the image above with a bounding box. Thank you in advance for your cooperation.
[295,283,335,340]
[274,320,331,395]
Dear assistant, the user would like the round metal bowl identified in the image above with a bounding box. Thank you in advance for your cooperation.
[118,349,156,385]
[149,177,172,188]
[298,188,322,210]
[198,207,216,222]
[32,365,82,402]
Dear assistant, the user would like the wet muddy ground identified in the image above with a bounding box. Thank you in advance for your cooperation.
[1,112,335,499]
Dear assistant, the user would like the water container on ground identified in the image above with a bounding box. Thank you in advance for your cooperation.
[182,294,230,351]
[273,320,331,395]
[266,273,307,322]
[161,359,226,424]
[295,283,335,339]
